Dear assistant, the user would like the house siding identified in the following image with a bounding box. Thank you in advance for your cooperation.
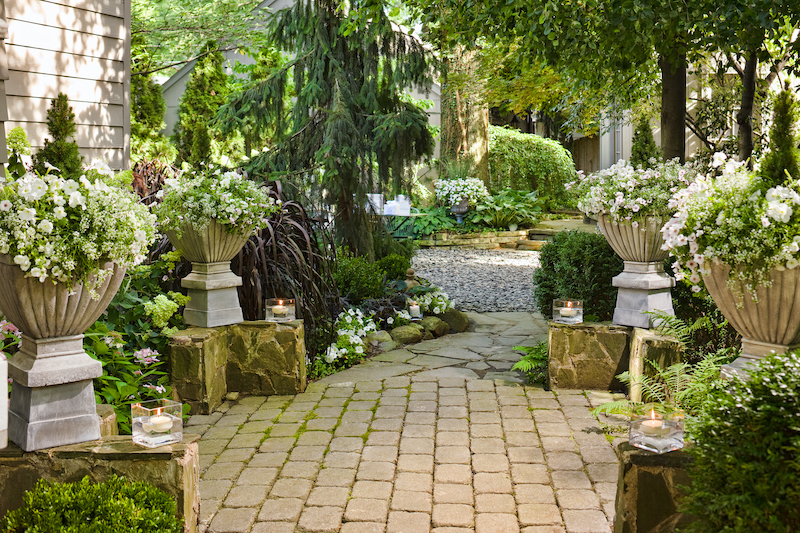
[4,0,130,169]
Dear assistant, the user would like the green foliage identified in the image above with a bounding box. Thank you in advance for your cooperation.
[469,188,542,230]
[84,324,171,434]
[682,352,800,532]
[333,253,386,306]
[511,342,549,384]
[173,41,229,168]
[0,475,183,532]
[372,219,416,262]
[412,206,456,236]
[442,158,477,180]
[216,0,435,259]
[487,126,577,210]
[5,127,30,179]
[131,35,175,165]
[32,93,84,179]
[375,254,411,281]
[629,116,661,168]
[532,231,623,321]
[760,85,800,186]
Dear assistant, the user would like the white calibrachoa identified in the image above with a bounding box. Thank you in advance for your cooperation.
[570,158,696,223]
[155,167,280,237]
[0,164,157,296]
[324,308,378,363]
[661,155,800,298]
[434,177,490,207]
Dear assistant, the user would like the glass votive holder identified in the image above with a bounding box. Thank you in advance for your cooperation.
[132,399,183,448]
[552,299,583,324]
[629,406,685,454]
[265,298,296,322]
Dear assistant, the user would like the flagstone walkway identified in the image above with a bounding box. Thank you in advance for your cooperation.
[193,313,620,533]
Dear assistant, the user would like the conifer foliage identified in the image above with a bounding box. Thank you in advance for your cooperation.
[629,116,661,168]
[174,41,229,168]
[32,93,84,179]
[760,84,800,186]
[216,0,436,259]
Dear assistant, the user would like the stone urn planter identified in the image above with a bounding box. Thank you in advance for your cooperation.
[703,262,800,378]
[0,254,125,451]
[597,214,675,328]
[166,220,249,328]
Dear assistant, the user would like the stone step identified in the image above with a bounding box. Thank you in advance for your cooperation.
[517,240,548,251]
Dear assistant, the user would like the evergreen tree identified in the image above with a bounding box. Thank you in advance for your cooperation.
[216,0,435,259]
[629,116,661,168]
[32,93,84,178]
[761,85,800,186]
[131,34,175,164]
[174,41,229,168]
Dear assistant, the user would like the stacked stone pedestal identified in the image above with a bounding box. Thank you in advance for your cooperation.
[8,335,102,452]
[612,261,675,329]
[181,261,243,328]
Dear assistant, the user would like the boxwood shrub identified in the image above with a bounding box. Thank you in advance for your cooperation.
[1,475,183,532]
[532,230,623,321]
[488,125,578,210]
[682,352,800,532]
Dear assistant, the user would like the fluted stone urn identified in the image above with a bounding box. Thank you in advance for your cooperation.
[166,220,249,328]
[597,214,675,328]
[0,254,125,451]
[703,262,800,378]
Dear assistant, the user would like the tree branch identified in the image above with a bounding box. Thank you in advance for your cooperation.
[684,111,714,152]
[132,46,237,77]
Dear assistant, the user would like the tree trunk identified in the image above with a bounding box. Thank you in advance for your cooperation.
[737,50,758,167]
[659,53,687,162]
[440,49,490,185]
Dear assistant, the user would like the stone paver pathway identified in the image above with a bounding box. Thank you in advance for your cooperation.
[193,313,619,533]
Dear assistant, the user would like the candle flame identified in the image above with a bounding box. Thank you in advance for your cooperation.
[567,301,572,308]
[650,409,656,420]
[156,407,162,416]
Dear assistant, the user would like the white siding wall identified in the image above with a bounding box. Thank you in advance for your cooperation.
[5,0,130,169]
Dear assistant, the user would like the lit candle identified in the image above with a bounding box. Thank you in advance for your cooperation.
[272,300,289,317]
[640,410,664,436]
[143,409,173,433]
[559,301,579,317]
[409,302,421,318]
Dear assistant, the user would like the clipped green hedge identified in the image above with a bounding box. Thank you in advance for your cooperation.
[1,475,183,533]
[488,125,577,210]
[532,231,623,321]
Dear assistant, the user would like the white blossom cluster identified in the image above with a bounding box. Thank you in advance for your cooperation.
[386,309,412,327]
[156,168,280,237]
[571,159,695,223]
[0,164,157,295]
[434,177,490,207]
[661,153,800,297]
[324,308,378,363]
[415,289,454,315]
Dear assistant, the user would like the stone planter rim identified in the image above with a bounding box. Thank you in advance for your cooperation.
[165,219,251,264]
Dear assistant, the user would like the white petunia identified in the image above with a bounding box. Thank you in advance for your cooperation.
[53,206,67,219]
[62,180,79,195]
[14,255,31,271]
[0,199,11,211]
[38,219,54,233]
[68,191,86,208]
[19,208,36,222]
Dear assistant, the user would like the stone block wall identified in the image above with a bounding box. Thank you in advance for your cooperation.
[0,435,201,533]
[548,321,632,390]
[614,442,695,533]
[170,320,306,414]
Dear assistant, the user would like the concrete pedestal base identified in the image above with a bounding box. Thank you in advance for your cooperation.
[181,261,243,328]
[612,261,675,329]
[721,338,799,380]
[8,335,102,452]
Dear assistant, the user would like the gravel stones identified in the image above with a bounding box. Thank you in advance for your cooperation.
[412,248,541,313]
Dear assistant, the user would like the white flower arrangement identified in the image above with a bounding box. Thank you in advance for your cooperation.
[416,289,454,315]
[434,177,490,207]
[155,167,280,237]
[0,164,157,295]
[571,159,696,223]
[661,154,800,297]
[324,308,378,363]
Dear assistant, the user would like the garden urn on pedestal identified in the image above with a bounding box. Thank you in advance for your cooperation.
[598,214,675,328]
[703,263,800,379]
[0,256,126,451]
[166,221,249,328]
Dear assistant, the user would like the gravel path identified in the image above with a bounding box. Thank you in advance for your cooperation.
[411,247,541,312]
